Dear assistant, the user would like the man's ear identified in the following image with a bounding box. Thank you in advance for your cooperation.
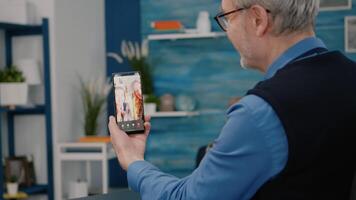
[249,5,269,37]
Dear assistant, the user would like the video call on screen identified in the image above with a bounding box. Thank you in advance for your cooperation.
[114,73,144,131]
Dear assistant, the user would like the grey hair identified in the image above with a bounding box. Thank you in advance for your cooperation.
[235,0,320,35]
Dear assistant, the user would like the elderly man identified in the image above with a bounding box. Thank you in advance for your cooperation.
[109,0,356,199]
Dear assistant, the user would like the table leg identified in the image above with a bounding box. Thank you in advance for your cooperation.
[86,161,91,190]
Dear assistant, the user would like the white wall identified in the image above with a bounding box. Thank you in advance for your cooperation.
[53,0,106,143]
[53,0,106,199]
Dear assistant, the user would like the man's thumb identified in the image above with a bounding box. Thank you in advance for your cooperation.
[108,116,127,138]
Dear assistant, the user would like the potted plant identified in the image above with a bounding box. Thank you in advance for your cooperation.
[107,40,160,112]
[6,175,19,195]
[123,40,154,95]
[0,66,28,107]
[144,94,160,114]
[80,76,111,136]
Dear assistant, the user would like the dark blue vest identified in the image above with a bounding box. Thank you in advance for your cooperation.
[248,50,356,200]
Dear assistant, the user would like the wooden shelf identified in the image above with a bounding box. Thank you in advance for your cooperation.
[147,32,226,41]
[0,22,41,31]
[58,142,116,161]
[150,111,199,117]
[0,105,45,114]
[0,22,42,36]
[20,184,48,195]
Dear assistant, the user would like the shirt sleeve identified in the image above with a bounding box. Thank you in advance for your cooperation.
[127,95,288,200]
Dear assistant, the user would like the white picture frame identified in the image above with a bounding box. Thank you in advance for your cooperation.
[319,0,352,11]
[345,16,356,53]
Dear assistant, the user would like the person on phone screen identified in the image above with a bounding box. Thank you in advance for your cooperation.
[122,85,132,121]
[108,0,356,199]
[132,80,143,120]
[115,87,125,122]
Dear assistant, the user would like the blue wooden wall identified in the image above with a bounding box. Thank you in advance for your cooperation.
[140,0,356,178]
[106,0,142,187]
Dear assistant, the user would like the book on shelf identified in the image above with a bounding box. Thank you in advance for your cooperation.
[151,20,183,31]
[78,136,111,143]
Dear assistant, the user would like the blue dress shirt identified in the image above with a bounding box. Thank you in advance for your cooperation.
[127,37,327,200]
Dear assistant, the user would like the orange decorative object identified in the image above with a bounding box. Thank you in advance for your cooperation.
[151,20,183,31]
[78,136,111,143]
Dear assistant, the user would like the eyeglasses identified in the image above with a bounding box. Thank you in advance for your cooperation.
[214,8,246,32]
[214,7,271,32]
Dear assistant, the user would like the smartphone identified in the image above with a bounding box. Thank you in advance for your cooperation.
[112,71,145,134]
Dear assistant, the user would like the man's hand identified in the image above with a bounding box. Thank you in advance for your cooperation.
[108,115,151,171]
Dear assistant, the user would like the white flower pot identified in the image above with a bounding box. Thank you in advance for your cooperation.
[68,181,88,199]
[196,11,211,33]
[144,103,156,115]
[7,182,18,195]
[0,83,28,106]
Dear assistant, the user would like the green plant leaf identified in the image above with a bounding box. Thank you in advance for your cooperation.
[8,175,18,183]
[128,57,154,94]
[0,66,25,83]
[144,94,160,104]
[79,76,111,136]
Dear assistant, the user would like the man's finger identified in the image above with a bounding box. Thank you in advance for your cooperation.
[145,115,151,122]
[144,122,151,136]
[108,116,119,132]
[108,116,128,140]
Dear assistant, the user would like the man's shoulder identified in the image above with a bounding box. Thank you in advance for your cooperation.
[227,94,275,119]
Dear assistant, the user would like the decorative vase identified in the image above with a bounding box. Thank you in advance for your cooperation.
[7,182,18,195]
[0,0,37,25]
[175,94,196,111]
[159,93,174,111]
[196,11,211,33]
[14,59,42,85]
[0,83,28,106]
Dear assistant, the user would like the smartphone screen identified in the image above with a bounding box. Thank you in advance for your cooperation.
[113,72,145,134]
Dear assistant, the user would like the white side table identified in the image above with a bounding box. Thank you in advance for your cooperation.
[55,142,116,200]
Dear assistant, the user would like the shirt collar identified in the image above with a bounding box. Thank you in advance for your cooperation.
[264,37,327,80]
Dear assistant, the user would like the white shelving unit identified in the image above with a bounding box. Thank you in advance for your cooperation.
[147,32,226,41]
[55,143,116,200]
[150,111,199,118]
